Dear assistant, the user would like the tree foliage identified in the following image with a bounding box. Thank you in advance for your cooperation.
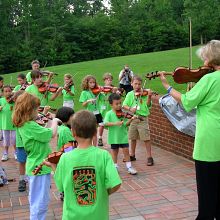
[0,0,219,73]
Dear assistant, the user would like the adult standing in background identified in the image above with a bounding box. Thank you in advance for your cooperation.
[26,60,40,84]
[118,65,134,94]
[159,40,220,220]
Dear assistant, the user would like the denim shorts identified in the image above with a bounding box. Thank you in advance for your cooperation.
[16,147,27,163]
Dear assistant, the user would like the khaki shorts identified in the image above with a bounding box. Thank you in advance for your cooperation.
[129,117,151,141]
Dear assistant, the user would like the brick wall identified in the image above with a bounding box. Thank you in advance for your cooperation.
[148,95,194,160]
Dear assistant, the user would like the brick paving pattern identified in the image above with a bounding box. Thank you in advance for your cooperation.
[0,135,198,220]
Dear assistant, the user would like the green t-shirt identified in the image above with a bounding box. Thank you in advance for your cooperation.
[0,98,2,129]
[13,85,21,92]
[26,72,32,84]
[0,97,15,130]
[79,90,99,113]
[25,84,52,106]
[18,121,53,176]
[181,71,220,162]
[57,125,75,151]
[54,146,121,220]
[123,91,151,117]
[16,128,23,148]
[62,85,75,101]
[104,110,129,144]
[98,93,111,118]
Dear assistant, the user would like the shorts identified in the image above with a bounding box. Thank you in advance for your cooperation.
[63,100,74,109]
[111,143,129,150]
[2,130,16,146]
[95,113,103,124]
[17,147,27,163]
[129,117,151,141]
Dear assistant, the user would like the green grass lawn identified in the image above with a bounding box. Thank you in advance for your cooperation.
[2,46,202,111]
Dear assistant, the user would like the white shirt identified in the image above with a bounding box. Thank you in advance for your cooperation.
[119,70,134,85]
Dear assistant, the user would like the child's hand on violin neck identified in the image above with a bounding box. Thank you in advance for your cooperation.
[43,106,51,114]
[88,98,96,104]
[129,107,137,113]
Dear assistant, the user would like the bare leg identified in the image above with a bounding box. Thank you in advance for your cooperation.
[122,148,130,162]
[144,140,152,158]
[130,140,137,156]
[19,162,26,176]
[111,148,119,164]
[4,146,9,154]
[98,126,104,138]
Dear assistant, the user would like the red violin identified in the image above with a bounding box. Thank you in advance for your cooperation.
[115,109,134,119]
[38,82,60,93]
[91,86,124,95]
[32,141,78,175]
[35,113,53,126]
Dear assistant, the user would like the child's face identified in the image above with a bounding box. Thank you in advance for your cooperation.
[111,99,122,111]
[32,63,40,70]
[132,79,142,91]
[88,79,96,89]
[17,77,26,85]
[64,77,71,84]
[34,76,43,86]
[104,77,112,86]
[3,87,12,98]
[0,80,3,88]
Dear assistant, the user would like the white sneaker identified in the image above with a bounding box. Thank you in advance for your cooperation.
[14,152,17,160]
[1,154,9,161]
[127,167,137,175]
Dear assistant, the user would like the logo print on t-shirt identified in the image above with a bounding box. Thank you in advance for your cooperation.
[73,166,96,205]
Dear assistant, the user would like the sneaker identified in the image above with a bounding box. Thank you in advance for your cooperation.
[127,167,137,175]
[130,155,136,161]
[1,154,8,161]
[98,138,103,147]
[18,180,26,192]
[14,152,17,160]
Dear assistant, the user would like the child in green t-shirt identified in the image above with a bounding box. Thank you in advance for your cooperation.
[123,76,154,166]
[62,74,75,109]
[26,60,40,84]
[97,72,116,147]
[44,110,121,220]
[13,73,29,92]
[25,70,62,106]
[79,75,103,146]
[12,92,60,220]
[104,93,137,175]
[0,85,16,161]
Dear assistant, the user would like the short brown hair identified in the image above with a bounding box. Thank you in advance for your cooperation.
[31,60,40,66]
[132,75,142,83]
[71,110,97,139]
[31,70,42,80]
[13,92,40,127]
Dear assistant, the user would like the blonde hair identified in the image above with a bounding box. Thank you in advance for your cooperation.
[197,40,220,66]
[81,75,97,90]
[103,72,113,81]
[12,92,40,127]
[64,74,73,84]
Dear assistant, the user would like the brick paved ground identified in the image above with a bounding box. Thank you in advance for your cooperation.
[0,133,198,220]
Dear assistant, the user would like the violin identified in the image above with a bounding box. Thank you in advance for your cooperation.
[91,86,124,95]
[115,110,134,119]
[63,82,73,92]
[35,112,52,126]
[41,70,58,76]
[38,82,60,93]
[6,95,14,104]
[134,89,158,97]
[32,141,77,175]
[146,66,214,84]
[20,82,30,90]
[38,106,57,112]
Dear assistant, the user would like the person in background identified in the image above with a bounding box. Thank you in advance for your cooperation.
[62,74,75,109]
[0,85,16,161]
[26,60,40,84]
[0,76,4,141]
[159,40,220,220]
[119,65,134,94]
[13,73,29,92]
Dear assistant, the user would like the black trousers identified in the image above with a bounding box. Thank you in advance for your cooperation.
[195,160,220,220]
[119,84,133,94]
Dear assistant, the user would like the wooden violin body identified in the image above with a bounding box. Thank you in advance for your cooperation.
[146,66,214,84]
[38,82,60,93]
[116,109,134,119]
[32,141,77,175]
[91,86,124,95]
